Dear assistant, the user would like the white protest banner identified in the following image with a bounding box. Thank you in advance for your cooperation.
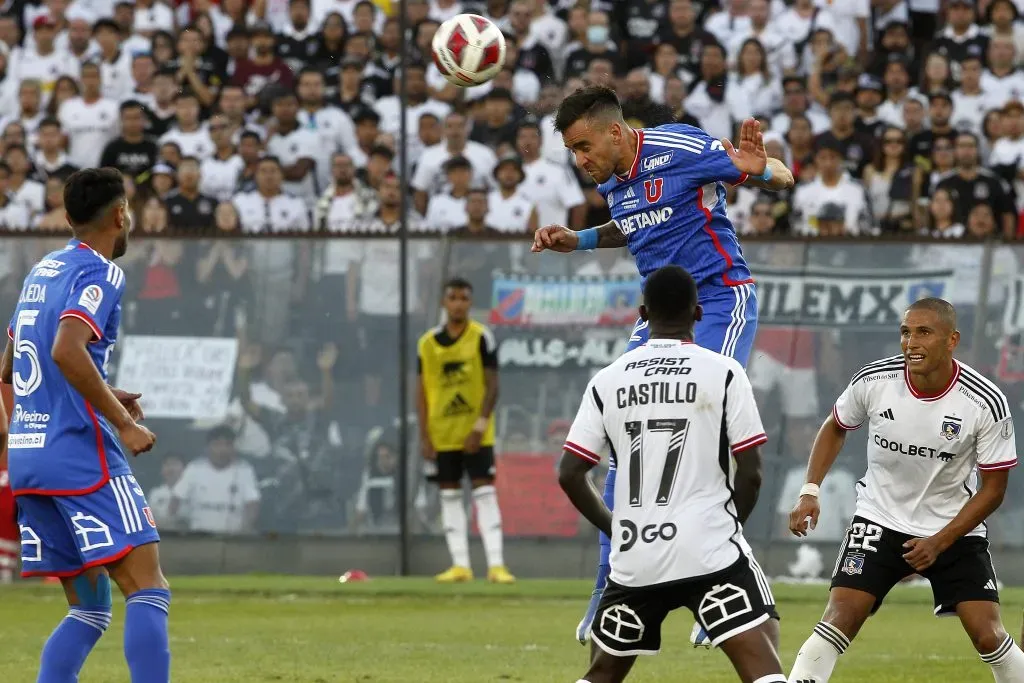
[115,336,239,420]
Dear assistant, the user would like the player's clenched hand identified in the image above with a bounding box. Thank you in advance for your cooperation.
[111,388,144,422]
[463,429,482,454]
[119,422,156,456]
[531,225,578,253]
[788,494,820,537]
[902,536,945,572]
[722,118,768,177]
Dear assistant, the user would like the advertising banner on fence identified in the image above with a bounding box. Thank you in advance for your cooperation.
[498,334,626,369]
[489,275,642,327]
[489,267,954,329]
[115,335,239,420]
[755,266,954,327]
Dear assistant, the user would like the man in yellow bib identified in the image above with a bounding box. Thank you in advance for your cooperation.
[417,277,514,584]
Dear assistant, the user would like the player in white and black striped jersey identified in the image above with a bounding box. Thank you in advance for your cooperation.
[559,265,785,683]
[787,297,1024,683]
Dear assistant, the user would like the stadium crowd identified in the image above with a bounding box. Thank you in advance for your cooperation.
[1,0,1024,543]
[0,0,1016,237]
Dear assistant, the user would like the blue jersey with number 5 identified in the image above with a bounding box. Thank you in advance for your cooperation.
[7,238,129,496]
[597,124,753,288]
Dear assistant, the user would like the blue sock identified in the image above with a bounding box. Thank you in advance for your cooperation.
[124,588,171,683]
[38,608,111,683]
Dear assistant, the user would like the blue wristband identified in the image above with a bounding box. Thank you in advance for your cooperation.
[576,228,599,251]
[755,165,773,183]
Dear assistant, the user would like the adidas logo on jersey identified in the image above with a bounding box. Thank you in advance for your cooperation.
[879,408,894,420]
[624,186,636,199]
[442,393,474,417]
[985,579,997,591]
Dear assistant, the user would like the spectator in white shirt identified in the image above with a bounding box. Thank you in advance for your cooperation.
[159,91,215,160]
[296,67,358,190]
[11,15,79,105]
[266,90,320,202]
[816,0,869,60]
[57,61,119,169]
[727,0,797,77]
[770,75,831,135]
[952,54,992,133]
[0,162,31,230]
[169,425,261,534]
[412,111,497,213]
[314,152,379,231]
[200,114,245,202]
[877,57,917,127]
[792,139,870,235]
[232,156,311,233]
[727,38,783,121]
[5,145,45,218]
[373,61,451,146]
[94,19,133,101]
[148,456,187,531]
[487,153,538,233]
[684,42,734,141]
[424,155,473,231]
[982,35,1024,109]
[515,118,585,229]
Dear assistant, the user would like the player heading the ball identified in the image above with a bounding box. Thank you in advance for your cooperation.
[533,84,795,648]
[787,298,1024,683]
[559,265,786,683]
[5,167,171,683]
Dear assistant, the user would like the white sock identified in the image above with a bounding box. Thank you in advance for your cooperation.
[440,489,470,568]
[473,485,505,568]
[788,621,850,683]
[753,676,787,683]
[981,635,1024,683]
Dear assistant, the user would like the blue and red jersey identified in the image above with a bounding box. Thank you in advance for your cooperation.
[597,123,753,288]
[7,239,129,496]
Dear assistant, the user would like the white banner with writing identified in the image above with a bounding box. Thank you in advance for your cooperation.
[115,335,239,420]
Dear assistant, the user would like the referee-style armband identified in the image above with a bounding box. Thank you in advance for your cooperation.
[575,228,599,251]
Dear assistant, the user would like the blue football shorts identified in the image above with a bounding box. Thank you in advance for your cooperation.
[18,474,161,577]
[627,282,758,366]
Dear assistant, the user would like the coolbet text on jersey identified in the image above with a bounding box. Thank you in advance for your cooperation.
[9,239,160,576]
[833,355,1017,538]
[597,124,758,363]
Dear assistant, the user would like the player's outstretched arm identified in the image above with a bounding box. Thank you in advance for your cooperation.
[531,220,625,253]
[558,452,612,538]
[733,446,763,524]
[52,318,155,455]
[788,414,847,537]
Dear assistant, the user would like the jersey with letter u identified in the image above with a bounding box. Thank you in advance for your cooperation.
[7,239,130,496]
[598,124,752,288]
[417,320,496,452]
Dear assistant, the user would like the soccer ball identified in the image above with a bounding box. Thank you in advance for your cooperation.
[431,14,507,87]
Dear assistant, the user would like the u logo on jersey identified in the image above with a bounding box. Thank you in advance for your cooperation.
[644,178,663,204]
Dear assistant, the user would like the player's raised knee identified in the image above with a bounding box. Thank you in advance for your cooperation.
[970,625,1009,656]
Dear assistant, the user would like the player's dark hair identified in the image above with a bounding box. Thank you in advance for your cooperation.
[4,143,27,156]
[906,297,957,331]
[37,116,61,130]
[642,265,698,328]
[63,168,126,228]
[554,85,622,133]
[178,156,201,167]
[239,130,262,144]
[80,60,100,74]
[174,90,199,103]
[444,277,473,292]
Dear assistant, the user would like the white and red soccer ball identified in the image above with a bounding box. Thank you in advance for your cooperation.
[431,14,507,87]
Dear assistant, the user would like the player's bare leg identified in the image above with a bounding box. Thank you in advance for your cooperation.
[470,476,514,584]
[578,642,636,683]
[106,543,172,683]
[787,587,874,682]
[717,622,787,683]
[37,567,113,683]
[957,600,1024,682]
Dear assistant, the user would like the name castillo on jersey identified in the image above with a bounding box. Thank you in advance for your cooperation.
[833,355,1017,538]
[598,124,752,287]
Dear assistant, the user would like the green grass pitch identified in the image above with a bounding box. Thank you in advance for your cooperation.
[0,576,1020,682]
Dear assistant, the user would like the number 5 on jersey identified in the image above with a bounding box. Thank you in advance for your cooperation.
[13,309,42,397]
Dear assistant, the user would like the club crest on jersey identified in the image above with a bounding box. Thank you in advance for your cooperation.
[78,285,103,315]
[644,178,663,204]
[841,552,865,576]
[640,151,672,173]
[941,415,962,441]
